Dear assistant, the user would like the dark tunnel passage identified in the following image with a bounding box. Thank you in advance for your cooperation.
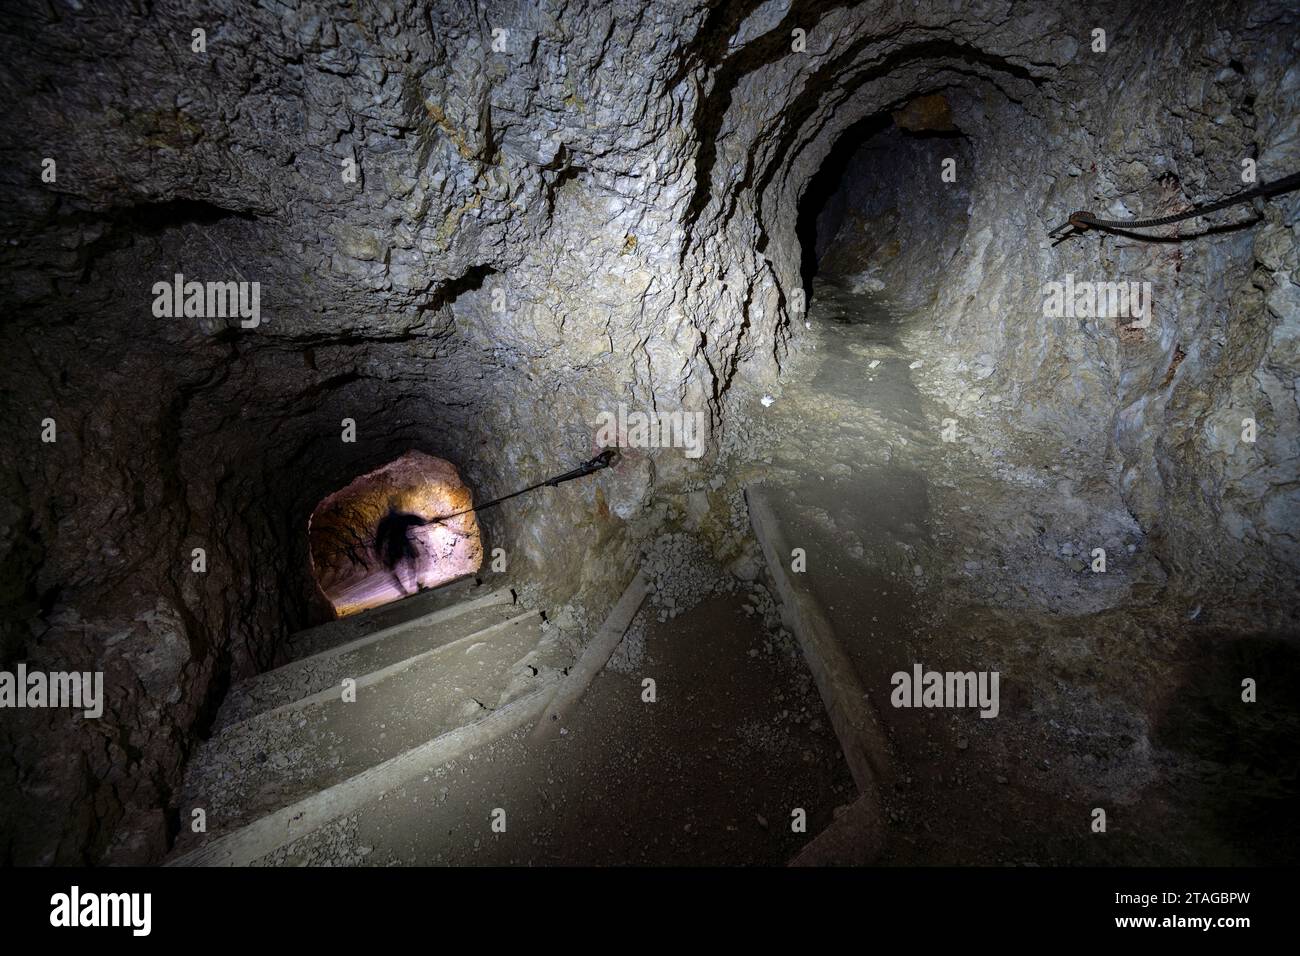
[308,451,483,617]
[796,100,975,303]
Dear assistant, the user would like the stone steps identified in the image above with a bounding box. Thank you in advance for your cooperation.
[169,592,568,866]
[171,686,559,867]
[284,573,485,661]
[216,587,518,730]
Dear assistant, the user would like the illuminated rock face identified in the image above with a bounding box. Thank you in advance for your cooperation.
[309,452,483,617]
[0,0,1295,865]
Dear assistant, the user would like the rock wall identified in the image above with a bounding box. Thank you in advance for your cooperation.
[0,0,699,863]
[688,0,1298,609]
[0,0,1295,863]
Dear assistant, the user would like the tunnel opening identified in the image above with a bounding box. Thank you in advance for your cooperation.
[307,450,484,618]
[796,94,974,307]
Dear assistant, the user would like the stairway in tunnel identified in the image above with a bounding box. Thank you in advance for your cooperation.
[169,573,858,866]
[169,584,565,865]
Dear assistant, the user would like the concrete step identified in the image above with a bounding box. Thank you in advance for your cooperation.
[215,589,518,730]
[170,603,568,864]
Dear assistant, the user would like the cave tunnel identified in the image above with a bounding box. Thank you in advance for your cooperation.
[1,0,1298,908]
[797,100,974,299]
[308,451,483,618]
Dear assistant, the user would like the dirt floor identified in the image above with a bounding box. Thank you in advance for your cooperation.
[256,591,855,866]
[722,278,1300,865]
